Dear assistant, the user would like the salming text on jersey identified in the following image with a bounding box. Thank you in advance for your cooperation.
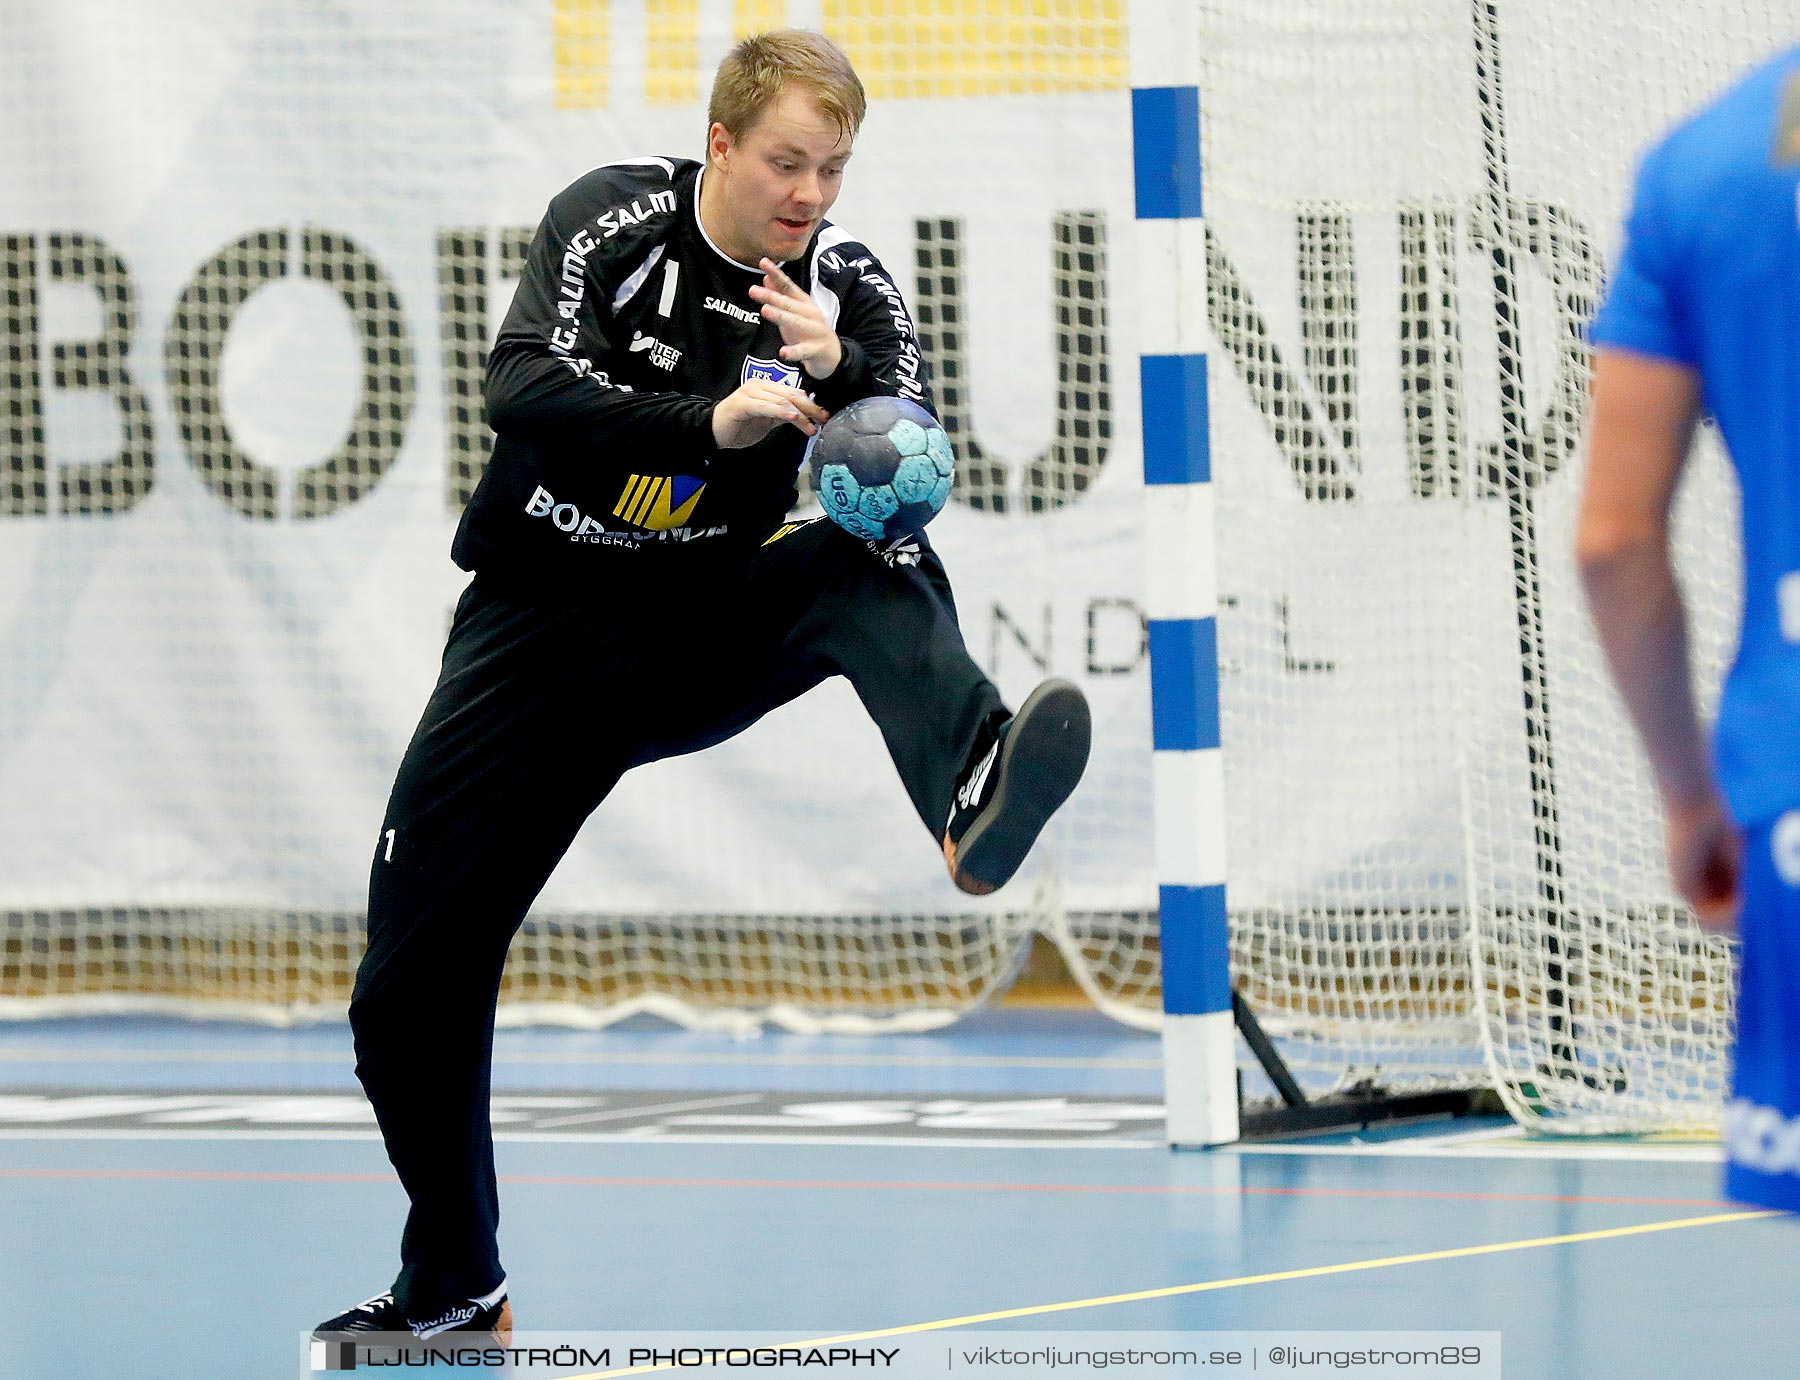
[549,228,600,361]
[595,189,677,239]
[705,295,760,325]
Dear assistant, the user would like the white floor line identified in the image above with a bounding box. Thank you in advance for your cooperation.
[1229,1134,1721,1164]
[0,1128,1163,1150]
[530,1093,764,1129]
[0,1047,1160,1070]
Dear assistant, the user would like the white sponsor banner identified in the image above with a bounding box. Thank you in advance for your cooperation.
[0,2,1150,915]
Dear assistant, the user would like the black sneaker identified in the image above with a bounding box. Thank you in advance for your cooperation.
[313,1289,513,1344]
[943,679,1091,895]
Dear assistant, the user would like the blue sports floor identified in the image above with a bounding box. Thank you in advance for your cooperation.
[0,1010,1791,1379]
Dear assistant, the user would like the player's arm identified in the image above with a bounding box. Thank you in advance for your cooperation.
[1579,136,1740,932]
[489,329,822,454]
[485,177,822,465]
[1577,347,1708,805]
[1577,348,1738,929]
[483,185,714,467]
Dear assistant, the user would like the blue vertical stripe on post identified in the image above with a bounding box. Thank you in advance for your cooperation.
[1140,354,1211,485]
[1132,87,1203,220]
[1147,617,1220,754]
[1159,883,1232,1015]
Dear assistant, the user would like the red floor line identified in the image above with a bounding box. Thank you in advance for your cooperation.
[0,1165,1732,1208]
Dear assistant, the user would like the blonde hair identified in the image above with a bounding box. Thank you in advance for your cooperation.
[707,29,866,144]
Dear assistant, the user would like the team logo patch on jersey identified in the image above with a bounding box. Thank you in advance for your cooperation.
[614,473,706,531]
[742,355,800,389]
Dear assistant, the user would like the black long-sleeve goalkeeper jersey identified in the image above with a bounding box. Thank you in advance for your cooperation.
[452,156,932,593]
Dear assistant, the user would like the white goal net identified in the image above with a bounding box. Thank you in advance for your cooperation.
[1199,0,1782,1131]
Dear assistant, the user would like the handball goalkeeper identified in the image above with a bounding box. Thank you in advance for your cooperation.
[315,28,1091,1343]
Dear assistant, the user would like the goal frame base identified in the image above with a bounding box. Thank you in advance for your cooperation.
[1231,989,1505,1141]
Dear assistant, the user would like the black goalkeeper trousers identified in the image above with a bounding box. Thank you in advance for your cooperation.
[350,518,1006,1314]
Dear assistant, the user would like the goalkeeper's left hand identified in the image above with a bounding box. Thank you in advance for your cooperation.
[751,258,842,380]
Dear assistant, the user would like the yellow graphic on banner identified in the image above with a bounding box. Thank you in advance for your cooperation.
[827,0,1128,98]
[646,0,700,106]
[553,0,608,110]
[615,474,707,531]
[733,0,788,40]
[556,1,1127,111]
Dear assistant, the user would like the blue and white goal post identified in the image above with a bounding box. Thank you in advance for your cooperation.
[1132,4,1238,1149]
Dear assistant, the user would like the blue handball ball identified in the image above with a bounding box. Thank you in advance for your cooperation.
[808,396,955,542]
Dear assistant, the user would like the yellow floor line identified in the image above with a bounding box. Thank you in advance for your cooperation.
[568,1208,1777,1378]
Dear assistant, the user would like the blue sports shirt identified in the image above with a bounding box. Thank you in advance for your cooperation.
[1590,45,1800,827]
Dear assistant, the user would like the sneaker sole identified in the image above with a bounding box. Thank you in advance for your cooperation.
[949,679,1091,894]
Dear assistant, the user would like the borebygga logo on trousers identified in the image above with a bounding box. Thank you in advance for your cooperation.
[525,483,713,540]
[525,484,609,540]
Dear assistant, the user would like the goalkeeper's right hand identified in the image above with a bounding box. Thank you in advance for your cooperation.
[711,380,828,449]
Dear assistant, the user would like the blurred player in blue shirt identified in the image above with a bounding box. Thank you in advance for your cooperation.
[1581,43,1800,1212]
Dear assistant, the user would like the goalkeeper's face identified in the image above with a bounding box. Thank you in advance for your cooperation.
[706,87,853,266]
